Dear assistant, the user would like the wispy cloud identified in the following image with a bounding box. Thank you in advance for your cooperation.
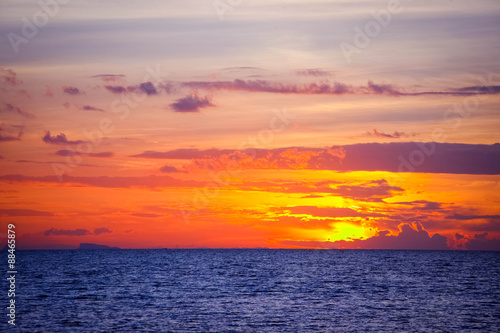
[44,228,90,236]
[1,103,35,118]
[55,150,113,158]
[0,208,53,217]
[0,68,21,86]
[82,105,105,112]
[296,69,331,77]
[367,129,415,139]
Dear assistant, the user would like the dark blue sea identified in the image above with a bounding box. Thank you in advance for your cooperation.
[3,250,500,332]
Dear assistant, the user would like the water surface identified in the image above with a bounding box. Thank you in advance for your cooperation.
[4,249,500,332]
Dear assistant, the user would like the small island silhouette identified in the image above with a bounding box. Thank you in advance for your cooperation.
[78,243,121,250]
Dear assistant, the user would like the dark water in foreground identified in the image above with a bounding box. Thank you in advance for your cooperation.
[3,250,500,332]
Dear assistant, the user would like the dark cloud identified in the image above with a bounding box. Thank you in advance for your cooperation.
[94,227,112,235]
[456,85,500,94]
[366,81,401,96]
[296,69,331,77]
[0,125,24,142]
[178,79,500,97]
[183,79,353,95]
[15,159,99,167]
[0,208,54,217]
[55,150,113,158]
[105,82,158,95]
[328,180,404,202]
[0,174,204,188]
[446,214,500,220]
[0,134,20,142]
[160,165,179,173]
[130,143,500,175]
[339,142,500,175]
[105,85,127,94]
[62,86,82,95]
[367,129,415,139]
[170,95,214,112]
[455,233,464,240]
[16,160,46,164]
[82,105,104,112]
[88,152,113,158]
[42,131,86,145]
[465,233,500,251]
[393,200,442,211]
[44,228,90,236]
[139,82,158,95]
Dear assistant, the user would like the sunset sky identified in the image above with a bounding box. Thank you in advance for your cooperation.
[0,0,499,250]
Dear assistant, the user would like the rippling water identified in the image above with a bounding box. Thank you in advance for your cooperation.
[4,250,500,332]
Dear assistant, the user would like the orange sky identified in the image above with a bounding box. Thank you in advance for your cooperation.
[0,0,499,250]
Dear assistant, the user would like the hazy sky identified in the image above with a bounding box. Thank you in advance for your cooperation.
[0,0,499,250]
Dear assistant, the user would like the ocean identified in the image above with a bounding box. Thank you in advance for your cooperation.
[4,249,500,332]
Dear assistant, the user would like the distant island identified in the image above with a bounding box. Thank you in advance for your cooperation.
[78,243,121,250]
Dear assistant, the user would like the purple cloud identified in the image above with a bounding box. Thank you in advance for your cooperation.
[55,150,113,158]
[42,131,86,145]
[160,165,179,173]
[183,79,353,95]
[94,227,112,235]
[170,95,214,112]
[1,103,34,119]
[105,85,127,94]
[62,86,82,95]
[82,105,104,112]
[0,174,205,189]
[366,81,401,96]
[465,232,500,251]
[139,82,158,95]
[0,68,21,86]
[130,143,500,175]
[446,214,500,220]
[44,228,90,236]
[367,129,415,139]
[0,209,54,217]
[0,134,20,142]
